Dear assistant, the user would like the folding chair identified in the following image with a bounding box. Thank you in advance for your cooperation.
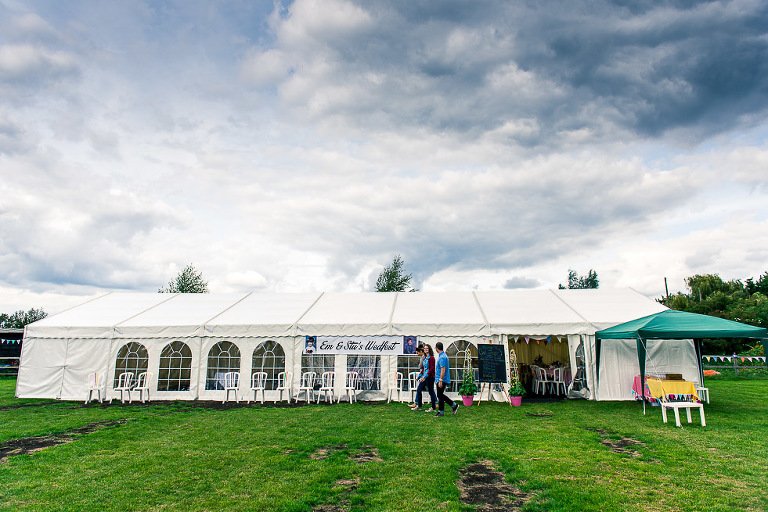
[339,371,359,403]
[276,371,293,402]
[316,371,336,403]
[135,372,152,403]
[387,371,404,403]
[85,372,104,404]
[551,367,567,396]
[408,371,420,403]
[295,371,316,403]
[113,372,134,404]
[250,371,267,404]
[223,371,240,403]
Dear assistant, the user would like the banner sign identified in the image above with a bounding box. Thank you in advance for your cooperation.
[303,335,419,355]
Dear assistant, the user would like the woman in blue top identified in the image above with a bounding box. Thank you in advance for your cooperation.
[409,344,437,411]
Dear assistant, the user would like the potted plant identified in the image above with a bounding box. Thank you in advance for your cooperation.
[458,371,478,406]
[508,377,525,406]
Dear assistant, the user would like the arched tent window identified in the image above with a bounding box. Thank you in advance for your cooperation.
[206,341,241,390]
[158,341,193,392]
[252,341,286,390]
[446,340,478,393]
[114,342,148,387]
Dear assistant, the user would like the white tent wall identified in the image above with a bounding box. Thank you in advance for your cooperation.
[15,337,68,398]
[595,338,698,401]
[60,338,111,400]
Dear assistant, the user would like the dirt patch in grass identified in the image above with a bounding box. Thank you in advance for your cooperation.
[312,477,360,512]
[458,460,529,512]
[0,402,63,412]
[350,445,382,463]
[310,444,348,460]
[589,428,647,458]
[0,419,126,463]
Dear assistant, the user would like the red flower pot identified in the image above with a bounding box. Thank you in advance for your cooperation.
[461,395,474,407]
[509,395,523,406]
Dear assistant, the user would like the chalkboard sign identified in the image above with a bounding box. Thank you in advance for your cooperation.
[478,344,507,383]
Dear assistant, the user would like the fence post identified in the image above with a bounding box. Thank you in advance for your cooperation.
[732,354,739,375]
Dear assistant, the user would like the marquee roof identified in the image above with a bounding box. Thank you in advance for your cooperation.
[25,288,667,339]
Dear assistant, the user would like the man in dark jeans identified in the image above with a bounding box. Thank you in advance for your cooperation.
[434,342,459,417]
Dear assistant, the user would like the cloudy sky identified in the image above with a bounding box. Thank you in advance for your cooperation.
[1,0,767,313]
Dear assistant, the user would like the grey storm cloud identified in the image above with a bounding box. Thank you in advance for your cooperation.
[252,0,768,145]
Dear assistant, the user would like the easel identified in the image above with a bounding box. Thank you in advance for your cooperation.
[477,344,513,406]
[477,381,509,405]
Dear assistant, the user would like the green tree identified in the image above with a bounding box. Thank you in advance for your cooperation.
[0,308,47,328]
[159,264,209,293]
[375,255,414,292]
[660,271,768,354]
[558,269,599,289]
[745,272,768,296]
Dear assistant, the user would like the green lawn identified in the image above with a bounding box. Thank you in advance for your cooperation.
[1,377,766,512]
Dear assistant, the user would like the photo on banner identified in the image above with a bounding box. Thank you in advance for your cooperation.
[402,336,417,354]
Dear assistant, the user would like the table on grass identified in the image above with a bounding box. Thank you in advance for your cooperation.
[633,376,705,427]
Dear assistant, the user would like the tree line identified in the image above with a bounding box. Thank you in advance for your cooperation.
[660,272,768,354]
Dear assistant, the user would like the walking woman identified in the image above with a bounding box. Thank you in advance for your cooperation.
[422,344,438,411]
[410,344,437,411]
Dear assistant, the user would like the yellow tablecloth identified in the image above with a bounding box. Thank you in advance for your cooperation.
[646,378,699,401]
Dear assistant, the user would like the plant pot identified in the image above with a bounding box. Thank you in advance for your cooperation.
[461,395,474,406]
[509,395,523,406]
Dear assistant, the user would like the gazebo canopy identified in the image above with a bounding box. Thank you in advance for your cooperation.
[595,309,767,403]
[596,309,768,340]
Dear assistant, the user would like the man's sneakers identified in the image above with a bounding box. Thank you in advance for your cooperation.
[434,404,459,417]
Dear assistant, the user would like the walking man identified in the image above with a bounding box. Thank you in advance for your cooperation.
[434,342,459,417]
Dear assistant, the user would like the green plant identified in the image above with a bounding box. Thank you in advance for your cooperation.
[458,371,478,396]
[508,380,525,396]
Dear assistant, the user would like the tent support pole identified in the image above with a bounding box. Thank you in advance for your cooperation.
[636,336,647,416]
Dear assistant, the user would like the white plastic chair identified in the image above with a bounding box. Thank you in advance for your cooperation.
[113,372,134,404]
[134,372,152,403]
[295,371,316,403]
[223,371,240,403]
[339,371,359,403]
[85,372,104,404]
[250,371,267,404]
[276,371,293,402]
[408,371,420,403]
[387,371,404,403]
[534,367,550,395]
[316,371,336,403]
[551,367,567,396]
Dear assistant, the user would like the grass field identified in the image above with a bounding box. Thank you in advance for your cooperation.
[1,377,766,512]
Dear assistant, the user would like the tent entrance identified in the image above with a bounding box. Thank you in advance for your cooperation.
[507,336,570,396]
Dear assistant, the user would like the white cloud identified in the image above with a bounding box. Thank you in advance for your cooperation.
[0,0,767,315]
[0,44,77,81]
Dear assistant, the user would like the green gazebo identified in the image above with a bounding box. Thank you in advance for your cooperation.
[595,309,767,410]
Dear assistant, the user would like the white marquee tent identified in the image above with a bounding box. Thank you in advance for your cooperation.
[16,289,700,402]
